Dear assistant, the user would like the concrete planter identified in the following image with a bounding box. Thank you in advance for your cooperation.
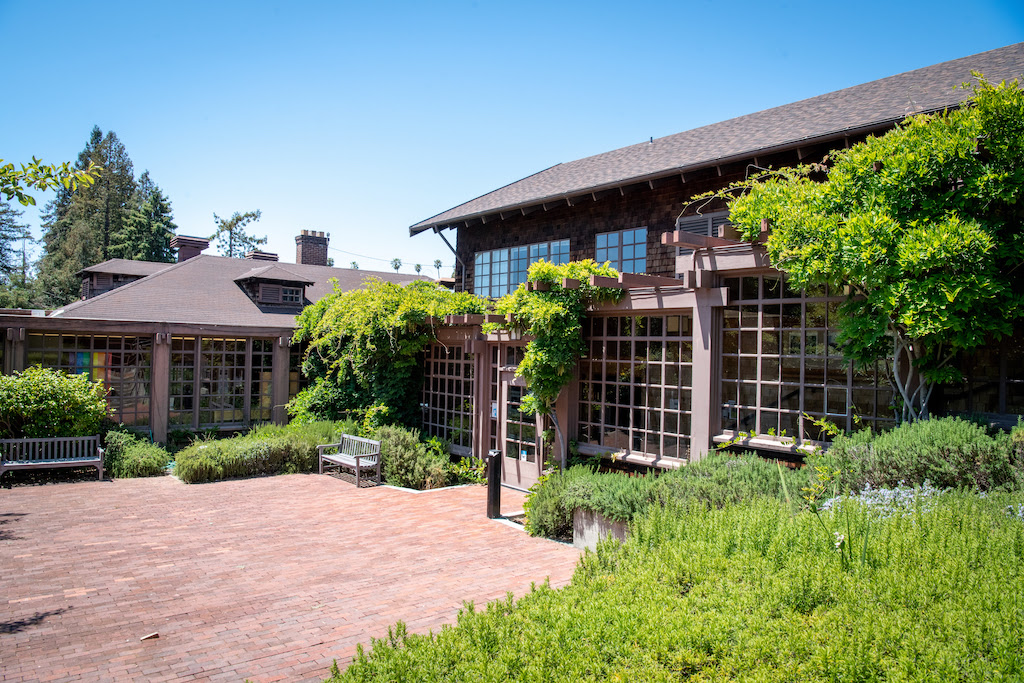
[573,508,629,551]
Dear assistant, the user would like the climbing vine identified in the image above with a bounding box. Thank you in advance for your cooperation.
[290,279,487,426]
[486,260,623,468]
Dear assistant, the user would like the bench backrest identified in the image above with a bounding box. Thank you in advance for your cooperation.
[0,435,101,463]
[339,434,381,457]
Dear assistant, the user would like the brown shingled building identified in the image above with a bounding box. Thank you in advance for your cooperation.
[410,43,1024,489]
[0,232,428,443]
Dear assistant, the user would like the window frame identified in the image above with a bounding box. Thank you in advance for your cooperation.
[595,227,647,274]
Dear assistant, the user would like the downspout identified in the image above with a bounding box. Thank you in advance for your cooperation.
[434,226,466,292]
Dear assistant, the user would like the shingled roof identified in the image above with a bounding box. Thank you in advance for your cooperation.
[53,255,430,327]
[77,259,173,278]
[410,43,1024,235]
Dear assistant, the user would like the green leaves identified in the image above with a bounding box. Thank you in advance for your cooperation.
[0,156,101,207]
[718,76,1024,420]
[290,279,487,425]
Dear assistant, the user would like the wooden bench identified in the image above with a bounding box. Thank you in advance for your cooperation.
[317,434,382,487]
[0,435,104,480]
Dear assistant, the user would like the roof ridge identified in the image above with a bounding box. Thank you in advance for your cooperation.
[57,256,199,315]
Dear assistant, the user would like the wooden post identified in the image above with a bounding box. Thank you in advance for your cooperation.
[151,333,170,444]
[688,288,720,461]
[271,337,291,425]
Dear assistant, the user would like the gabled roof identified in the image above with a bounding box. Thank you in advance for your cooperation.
[410,43,1024,235]
[77,259,173,278]
[53,255,431,327]
[233,264,315,286]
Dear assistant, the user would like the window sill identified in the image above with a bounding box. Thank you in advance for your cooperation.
[576,443,684,470]
[712,433,827,455]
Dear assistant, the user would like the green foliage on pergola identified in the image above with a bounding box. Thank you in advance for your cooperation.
[718,76,1024,421]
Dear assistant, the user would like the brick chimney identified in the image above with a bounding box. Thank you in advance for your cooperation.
[295,230,329,266]
[170,235,210,263]
[244,250,279,261]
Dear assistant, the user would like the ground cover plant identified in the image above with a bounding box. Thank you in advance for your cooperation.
[174,419,357,483]
[328,490,1024,682]
[103,430,171,478]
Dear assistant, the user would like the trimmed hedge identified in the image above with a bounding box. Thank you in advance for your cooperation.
[104,431,171,478]
[174,420,357,484]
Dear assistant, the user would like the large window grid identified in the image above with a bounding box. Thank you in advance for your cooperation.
[250,339,274,422]
[578,315,694,460]
[938,328,1024,417]
[474,240,570,298]
[596,227,647,274]
[26,333,152,427]
[171,336,274,428]
[720,275,895,441]
[421,344,474,450]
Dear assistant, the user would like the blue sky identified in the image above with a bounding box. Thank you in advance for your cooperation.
[2,0,1022,276]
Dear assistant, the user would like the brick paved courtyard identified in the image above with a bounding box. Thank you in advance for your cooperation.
[0,475,581,682]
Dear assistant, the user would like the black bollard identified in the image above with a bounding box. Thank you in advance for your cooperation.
[486,449,501,519]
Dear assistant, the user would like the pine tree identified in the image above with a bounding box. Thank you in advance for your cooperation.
[0,199,30,281]
[110,171,176,262]
[210,210,265,258]
[37,126,138,306]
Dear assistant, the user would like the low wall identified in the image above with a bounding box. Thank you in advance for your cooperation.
[573,508,629,551]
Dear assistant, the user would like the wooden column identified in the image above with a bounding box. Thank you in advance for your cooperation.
[472,339,491,459]
[151,333,170,444]
[271,337,291,425]
[689,288,721,461]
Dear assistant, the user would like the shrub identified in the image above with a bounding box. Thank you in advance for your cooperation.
[816,416,1020,492]
[104,430,171,478]
[377,424,447,490]
[0,366,107,438]
[331,492,1024,682]
[174,420,353,484]
[524,453,809,538]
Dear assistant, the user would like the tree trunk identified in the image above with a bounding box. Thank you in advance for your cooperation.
[548,408,567,471]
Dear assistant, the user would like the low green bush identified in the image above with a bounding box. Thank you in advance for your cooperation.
[524,453,809,538]
[815,416,1020,492]
[174,420,355,484]
[104,430,171,478]
[377,425,447,490]
[330,491,1024,682]
[0,366,107,438]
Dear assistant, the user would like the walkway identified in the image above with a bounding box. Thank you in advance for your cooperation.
[0,475,581,682]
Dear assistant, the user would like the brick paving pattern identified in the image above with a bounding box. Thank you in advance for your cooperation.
[1,475,581,682]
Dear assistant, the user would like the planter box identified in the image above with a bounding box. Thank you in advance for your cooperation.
[573,508,629,551]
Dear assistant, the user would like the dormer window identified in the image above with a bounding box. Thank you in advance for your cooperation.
[258,283,304,304]
[282,287,302,304]
[239,264,314,307]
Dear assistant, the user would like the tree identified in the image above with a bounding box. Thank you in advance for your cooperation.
[717,76,1024,422]
[37,127,138,305]
[486,260,622,469]
[391,258,401,273]
[210,210,265,258]
[1,156,100,207]
[414,263,422,275]
[109,171,176,262]
[433,259,443,278]
[0,200,30,281]
[350,261,359,270]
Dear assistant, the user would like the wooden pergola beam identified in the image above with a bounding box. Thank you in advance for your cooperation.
[661,230,740,249]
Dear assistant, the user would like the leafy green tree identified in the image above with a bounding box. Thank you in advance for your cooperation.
[391,258,402,273]
[37,127,138,305]
[1,156,100,207]
[0,199,30,281]
[414,263,422,275]
[486,260,623,468]
[290,279,487,426]
[350,261,359,270]
[109,172,176,262]
[433,259,443,278]
[718,76,1024,421]
[210,210,265,258]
